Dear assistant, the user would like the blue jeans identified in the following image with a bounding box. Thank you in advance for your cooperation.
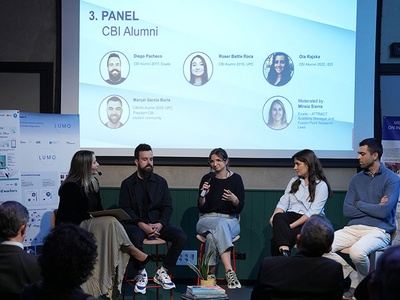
[196,213,240,265]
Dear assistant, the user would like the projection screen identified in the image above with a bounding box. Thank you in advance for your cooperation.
[61,0,379,161]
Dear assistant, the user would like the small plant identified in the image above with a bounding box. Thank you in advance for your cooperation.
[187,250,214,280]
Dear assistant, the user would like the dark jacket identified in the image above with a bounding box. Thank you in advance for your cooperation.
[251,251,343,300]
[0,244,42,300]
[119,172,173,226]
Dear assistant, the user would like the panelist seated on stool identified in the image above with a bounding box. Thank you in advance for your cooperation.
[119,143,187,295]
[323,138,400,300]
[122,238,173,300]
[196,233,240,286]
[196,147,245,289]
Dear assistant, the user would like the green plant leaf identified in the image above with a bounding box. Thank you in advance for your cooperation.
[187,261,204,280]
[187,250,214,280]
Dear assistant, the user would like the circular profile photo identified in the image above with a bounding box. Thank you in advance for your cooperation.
[100,51,130,85]
[99,95,130,129]
[183,52,213,86]
[262,96,293,130]
[263,52,294,87]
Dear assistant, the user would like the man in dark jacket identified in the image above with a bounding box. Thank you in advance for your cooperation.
[0,201,42,300]
[119,143,186,294]
[251,215,343,300]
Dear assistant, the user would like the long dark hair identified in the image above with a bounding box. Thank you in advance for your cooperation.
[190,54,209,85]
[59,150,98,196]
[267,52,292,86]
[289,149,332,202]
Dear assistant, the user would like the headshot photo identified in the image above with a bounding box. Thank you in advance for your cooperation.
[263,52,294,87]
[99,95,130,129]
[100,51,130,85]
[184,52,213,86]
[262,96,293,130]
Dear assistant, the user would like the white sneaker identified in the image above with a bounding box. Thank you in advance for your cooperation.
[226,269,241,289]
[134,269,148,294]
[153,268,176,289]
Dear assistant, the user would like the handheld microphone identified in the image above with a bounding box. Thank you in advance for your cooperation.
[200,178,211,197]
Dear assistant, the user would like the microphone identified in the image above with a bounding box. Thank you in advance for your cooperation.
[200,178,211,197]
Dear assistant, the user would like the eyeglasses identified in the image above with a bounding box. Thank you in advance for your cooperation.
[208,158,225,165]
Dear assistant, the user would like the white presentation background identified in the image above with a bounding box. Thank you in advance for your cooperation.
[62,0,377,159]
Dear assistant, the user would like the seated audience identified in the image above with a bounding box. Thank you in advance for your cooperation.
[251,215,343,300]
[21,223,98,300]
[0,201,42,300]
[354,245,400,300]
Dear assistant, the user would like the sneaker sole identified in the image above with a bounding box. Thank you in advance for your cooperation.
[227,284,242,289]
[134,286,146,294]
[153,277,175,290]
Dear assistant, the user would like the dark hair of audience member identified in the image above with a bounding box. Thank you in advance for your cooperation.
[298,214,334,257]
[0,200,29,240]
[369,244,400,300]
[39,224,98,289]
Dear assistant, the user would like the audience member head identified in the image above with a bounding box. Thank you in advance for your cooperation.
[369,244,400,300]
[359,138,383,160]
[39,223,97,289]
[297,214,334,257]
[0,201,29,241]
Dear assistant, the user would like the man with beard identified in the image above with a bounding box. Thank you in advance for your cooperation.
[104,96,124,128]
[105,53,126,85]
[324,138,400,300]
[119,143,186,294]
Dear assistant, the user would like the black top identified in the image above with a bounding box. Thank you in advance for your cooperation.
[198,172,245,215]
[57,181,103,225]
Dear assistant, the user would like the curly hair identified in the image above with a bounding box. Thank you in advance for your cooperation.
[39,224,97,289]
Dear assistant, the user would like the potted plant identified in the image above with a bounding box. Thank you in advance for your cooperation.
[187,250,215,286]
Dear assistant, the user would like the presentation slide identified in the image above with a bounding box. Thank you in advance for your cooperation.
[62,0,378,159]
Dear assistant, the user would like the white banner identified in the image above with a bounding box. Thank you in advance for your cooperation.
[382,116,400,246]
[0,110,21,201]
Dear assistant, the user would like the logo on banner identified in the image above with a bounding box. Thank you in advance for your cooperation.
[38,148,57,165]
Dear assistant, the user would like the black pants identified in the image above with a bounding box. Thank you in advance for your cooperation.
[124,223,187,273]
[270,212,303,256]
